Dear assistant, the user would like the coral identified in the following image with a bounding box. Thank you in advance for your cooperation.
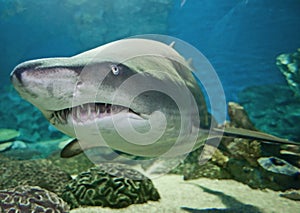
[0,158,71,196]
[276,48,300,96]
[222,138,261,167]
[62,163,160,209]
[0,128,20,142]
[0,185,69,212]
[48,151,94,176]
[211,148,229,168]
[170,146,231,180]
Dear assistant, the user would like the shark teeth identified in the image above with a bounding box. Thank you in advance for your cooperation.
[52,103,140,125]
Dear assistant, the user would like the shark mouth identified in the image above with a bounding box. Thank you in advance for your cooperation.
[50,103,142,125]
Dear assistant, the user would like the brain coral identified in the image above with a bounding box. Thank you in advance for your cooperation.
[62,163,160,209]
[0,158,71,196]
[0,185,69,212]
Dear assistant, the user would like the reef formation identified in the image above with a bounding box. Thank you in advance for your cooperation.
[0,158,71,196]
[0,185,69,212]
[62,163,160,209]
[276,48,300,96]
[172,102,300,191]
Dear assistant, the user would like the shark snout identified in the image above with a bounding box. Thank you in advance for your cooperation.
[10,58,84,111]
[10,60,43,85]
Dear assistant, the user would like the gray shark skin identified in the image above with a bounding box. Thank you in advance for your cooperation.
[11,38,211,158]
[10,38,298,159]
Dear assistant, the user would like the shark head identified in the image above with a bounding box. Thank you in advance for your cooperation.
[10,38,210,157]
[10,58,144,128]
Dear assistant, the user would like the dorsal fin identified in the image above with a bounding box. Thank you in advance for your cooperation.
[169,41,176,48]
[186,57,196,71]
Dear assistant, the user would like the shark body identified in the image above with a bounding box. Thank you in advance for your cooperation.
[10,38,298,159]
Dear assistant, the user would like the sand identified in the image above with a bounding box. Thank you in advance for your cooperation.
[70,174,299,213]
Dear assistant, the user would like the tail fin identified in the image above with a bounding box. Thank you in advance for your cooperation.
[213,127,299,146]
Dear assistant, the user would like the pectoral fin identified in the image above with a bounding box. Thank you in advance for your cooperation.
[60,138,83,158]
[60,138,129,160]
[214,127,299,146]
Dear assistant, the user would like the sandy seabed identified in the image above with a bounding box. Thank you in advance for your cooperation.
[70,174,299,213]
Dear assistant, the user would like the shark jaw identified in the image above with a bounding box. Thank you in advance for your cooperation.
[50,102,143,126]
[44,101,153,141]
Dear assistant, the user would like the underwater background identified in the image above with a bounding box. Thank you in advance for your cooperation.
[1,0,300,142]
[1,0,300,212]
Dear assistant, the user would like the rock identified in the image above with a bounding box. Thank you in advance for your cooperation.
[0,128,20,142]
[0,142,13,152]
[226,159,265,189]
[62,163,160,209]
[11,140,27,149]
[276,48,300,96]
[0,185,69,212]
[257,156,300,190]
[258,156,300,176]
[227,102,257,130]
[0,159,72,196]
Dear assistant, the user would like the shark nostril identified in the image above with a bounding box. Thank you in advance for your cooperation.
[11,66,26,83]
[76,81,83,88]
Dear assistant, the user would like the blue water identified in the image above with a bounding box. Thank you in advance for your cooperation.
[1,0,300,102]
[1,2,300,210]
[169,0,300,101]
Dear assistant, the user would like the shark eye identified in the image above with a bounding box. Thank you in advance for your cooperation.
[111,65,119,76]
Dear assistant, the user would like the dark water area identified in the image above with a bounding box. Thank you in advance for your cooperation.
[169,0,300,101]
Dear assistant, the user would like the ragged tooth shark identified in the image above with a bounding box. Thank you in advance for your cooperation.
[10,38,299,160]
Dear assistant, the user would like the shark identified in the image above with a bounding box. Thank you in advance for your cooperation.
[10,38,299,162]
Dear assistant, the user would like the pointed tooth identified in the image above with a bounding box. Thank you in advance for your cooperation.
[87,104,91,118]
[54,112,59,120]
[57,111,63,122]
[53,113,58,123]
[76,107,80,120]
[96,104,100,115]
